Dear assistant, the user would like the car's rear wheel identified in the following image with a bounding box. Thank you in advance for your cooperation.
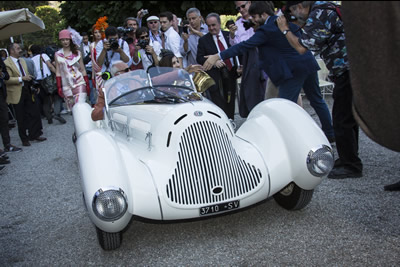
[95,226,122,250]
[273,183,314,210]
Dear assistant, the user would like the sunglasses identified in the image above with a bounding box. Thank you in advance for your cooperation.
[236,2,248,12]
[115,68,130,75]
[148,21,158,25]
[140,35,149,39]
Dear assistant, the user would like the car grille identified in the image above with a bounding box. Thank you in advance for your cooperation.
[166,121,263,205]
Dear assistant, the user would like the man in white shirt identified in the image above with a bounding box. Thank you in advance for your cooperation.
[96,26,131,73]
[159,11,183,68]
[31,45,66,125]
[135,27,161,71]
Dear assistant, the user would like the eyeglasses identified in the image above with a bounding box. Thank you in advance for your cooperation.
[148,21,158,25]
[115,68,130,76]
[140,35,149,39]
[236,2,248,12]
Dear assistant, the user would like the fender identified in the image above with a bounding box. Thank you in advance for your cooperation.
[73,102,97,137]
[237,99,330,191]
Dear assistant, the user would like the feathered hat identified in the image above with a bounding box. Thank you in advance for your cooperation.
[93,16,109,39]
[58,27,83,47]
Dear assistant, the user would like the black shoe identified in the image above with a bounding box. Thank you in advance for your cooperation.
[53,115,67,124]
[0,157,10,164]
[48,117,53,124]
[328,166,363,179]
[30,136,47,142]
[1,154,9,160]
[22,141,31,147]
[334,159,344,168]
[384,181,400,191]
[4,144,22,152]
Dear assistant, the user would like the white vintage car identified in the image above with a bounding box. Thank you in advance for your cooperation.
[73,67,334,250]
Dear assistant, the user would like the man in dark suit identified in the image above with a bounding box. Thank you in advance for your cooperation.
[203,2,334,142]
[4,43,46,147]
[197,13,239,120]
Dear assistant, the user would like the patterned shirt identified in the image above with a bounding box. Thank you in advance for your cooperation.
[299,1,348,78]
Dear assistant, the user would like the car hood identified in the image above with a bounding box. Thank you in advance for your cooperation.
[112,101,268,211]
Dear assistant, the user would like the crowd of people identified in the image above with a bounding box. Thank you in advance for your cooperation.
[0,1,397,190]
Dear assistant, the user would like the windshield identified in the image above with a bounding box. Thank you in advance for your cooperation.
[105,67,202,106]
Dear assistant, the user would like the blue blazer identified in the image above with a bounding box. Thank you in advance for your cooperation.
[220,15,319,86]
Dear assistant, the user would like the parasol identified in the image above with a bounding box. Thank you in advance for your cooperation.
[0,8,45,40]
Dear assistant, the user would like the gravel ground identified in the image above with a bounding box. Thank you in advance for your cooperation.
[0,95,399,266]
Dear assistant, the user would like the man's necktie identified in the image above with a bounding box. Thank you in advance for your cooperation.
[216,35,233,71]
[161,33,166,49]
[17,59,26,77]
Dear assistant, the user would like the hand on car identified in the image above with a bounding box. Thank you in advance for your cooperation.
[185,64,203,73]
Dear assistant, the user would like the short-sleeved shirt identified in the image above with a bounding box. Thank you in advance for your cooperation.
[298,1,348,78]
[96,38,131,73]
[32,53,51,80]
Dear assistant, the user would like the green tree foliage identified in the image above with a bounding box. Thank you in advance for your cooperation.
[22,5,65,48]
[60,1,238,33]
[0,1,48,13]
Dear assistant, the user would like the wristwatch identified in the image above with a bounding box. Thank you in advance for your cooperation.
[283,29,290,35]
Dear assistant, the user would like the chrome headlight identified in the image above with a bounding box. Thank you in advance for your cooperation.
[92,188,128,221]
[306,145,334,177]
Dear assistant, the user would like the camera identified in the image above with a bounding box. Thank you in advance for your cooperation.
[142,9,149,16]
[108,38,119,50]
[138,39,149,49]
[117,26,134,35]
[242,20,255,31]
[30,79,41,93]
[31,79,40,87]
[117,26,135,44]
[182,20,189,34]
[225,19,235,29]
[102,71,111,81]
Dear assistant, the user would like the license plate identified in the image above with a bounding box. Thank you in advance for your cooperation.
[199,200,240,216]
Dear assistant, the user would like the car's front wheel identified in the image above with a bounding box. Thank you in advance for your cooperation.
[95,226,122,250]
[273,183,314,210]
[72,132,77,144]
